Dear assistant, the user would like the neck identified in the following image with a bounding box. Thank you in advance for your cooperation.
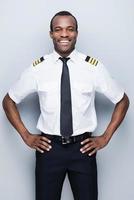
[55,48,75,58]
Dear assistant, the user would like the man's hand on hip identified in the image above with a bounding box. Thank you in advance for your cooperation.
[24,133,52,153]
[80,135,109,156]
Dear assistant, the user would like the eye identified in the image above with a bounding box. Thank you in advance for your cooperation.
[68,28,75,32]
[67,27,76,32]
[54,28,61,32]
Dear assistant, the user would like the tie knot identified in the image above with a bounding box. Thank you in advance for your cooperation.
[59,57,70,63]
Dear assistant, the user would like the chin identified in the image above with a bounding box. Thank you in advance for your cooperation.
[59,48,73,55]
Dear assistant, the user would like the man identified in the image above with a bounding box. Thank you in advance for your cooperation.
[2,11,129,200]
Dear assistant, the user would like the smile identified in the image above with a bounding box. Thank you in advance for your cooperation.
[59,40,70,44]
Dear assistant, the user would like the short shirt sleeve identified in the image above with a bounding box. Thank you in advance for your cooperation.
[8,65,37,104]
[94,61,124,104]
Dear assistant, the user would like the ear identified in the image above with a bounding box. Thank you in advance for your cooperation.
[49,31,53,39]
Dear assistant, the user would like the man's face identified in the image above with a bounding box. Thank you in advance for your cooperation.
[50,15,78,57]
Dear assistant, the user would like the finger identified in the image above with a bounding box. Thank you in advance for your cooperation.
[81,138,93,145]
[80,143,95,152]
[38,143,52,151]
[80,143,91,151]
[39,141,52,149]
[88,148,98,156]
[80,141,95,150]
[81,147,95,153]
[41,136,51,143]
[36,147,44,153]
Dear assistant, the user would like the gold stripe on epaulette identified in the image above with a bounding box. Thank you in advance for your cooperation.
[90,58,96,65]
[94,60,98,66]
[33,59,41,66]
[89,57,93,64]
[33,57,44,67]
[85,56,99,66]
[92,59,96,65]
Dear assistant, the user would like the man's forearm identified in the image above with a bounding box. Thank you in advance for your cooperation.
[103,93,129,142]
[2,94,30,141]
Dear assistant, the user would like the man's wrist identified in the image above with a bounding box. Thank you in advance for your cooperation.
[20,129,31,142]
[102,132,112,143]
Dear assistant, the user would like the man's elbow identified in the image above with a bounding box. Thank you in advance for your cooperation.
[2,93,15,111]
[120,93,130,110]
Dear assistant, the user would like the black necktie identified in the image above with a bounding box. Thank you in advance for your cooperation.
[59,57,73,137]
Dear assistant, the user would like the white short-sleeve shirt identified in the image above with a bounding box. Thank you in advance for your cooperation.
[8,50,124,136]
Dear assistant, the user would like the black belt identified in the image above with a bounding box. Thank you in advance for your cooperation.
[41,132,92,145]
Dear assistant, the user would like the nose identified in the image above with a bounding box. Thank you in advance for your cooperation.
[60,29,68,37]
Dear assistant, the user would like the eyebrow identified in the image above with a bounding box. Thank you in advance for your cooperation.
[54,26,75,29]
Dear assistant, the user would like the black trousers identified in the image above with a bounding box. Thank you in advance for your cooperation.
[35,134,98,200]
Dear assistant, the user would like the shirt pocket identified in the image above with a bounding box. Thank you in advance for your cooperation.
[38,82,58,111]
[72,82,94,109]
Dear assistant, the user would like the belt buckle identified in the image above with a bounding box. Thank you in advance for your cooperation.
[61,136,71,144]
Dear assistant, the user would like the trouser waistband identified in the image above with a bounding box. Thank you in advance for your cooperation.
[41,132,92,145]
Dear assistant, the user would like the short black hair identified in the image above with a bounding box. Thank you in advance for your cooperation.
[50,11,78,32]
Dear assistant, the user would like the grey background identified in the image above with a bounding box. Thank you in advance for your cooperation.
[0,0,133,199]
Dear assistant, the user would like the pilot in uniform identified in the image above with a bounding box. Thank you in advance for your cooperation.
[8,49,124,200]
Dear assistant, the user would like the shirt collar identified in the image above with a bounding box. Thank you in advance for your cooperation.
[52,49,78,63]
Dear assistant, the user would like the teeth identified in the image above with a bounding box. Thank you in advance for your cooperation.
[60,41,69,43]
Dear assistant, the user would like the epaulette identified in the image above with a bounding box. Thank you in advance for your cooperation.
[85,56,99,66]
[33,56,45,67]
